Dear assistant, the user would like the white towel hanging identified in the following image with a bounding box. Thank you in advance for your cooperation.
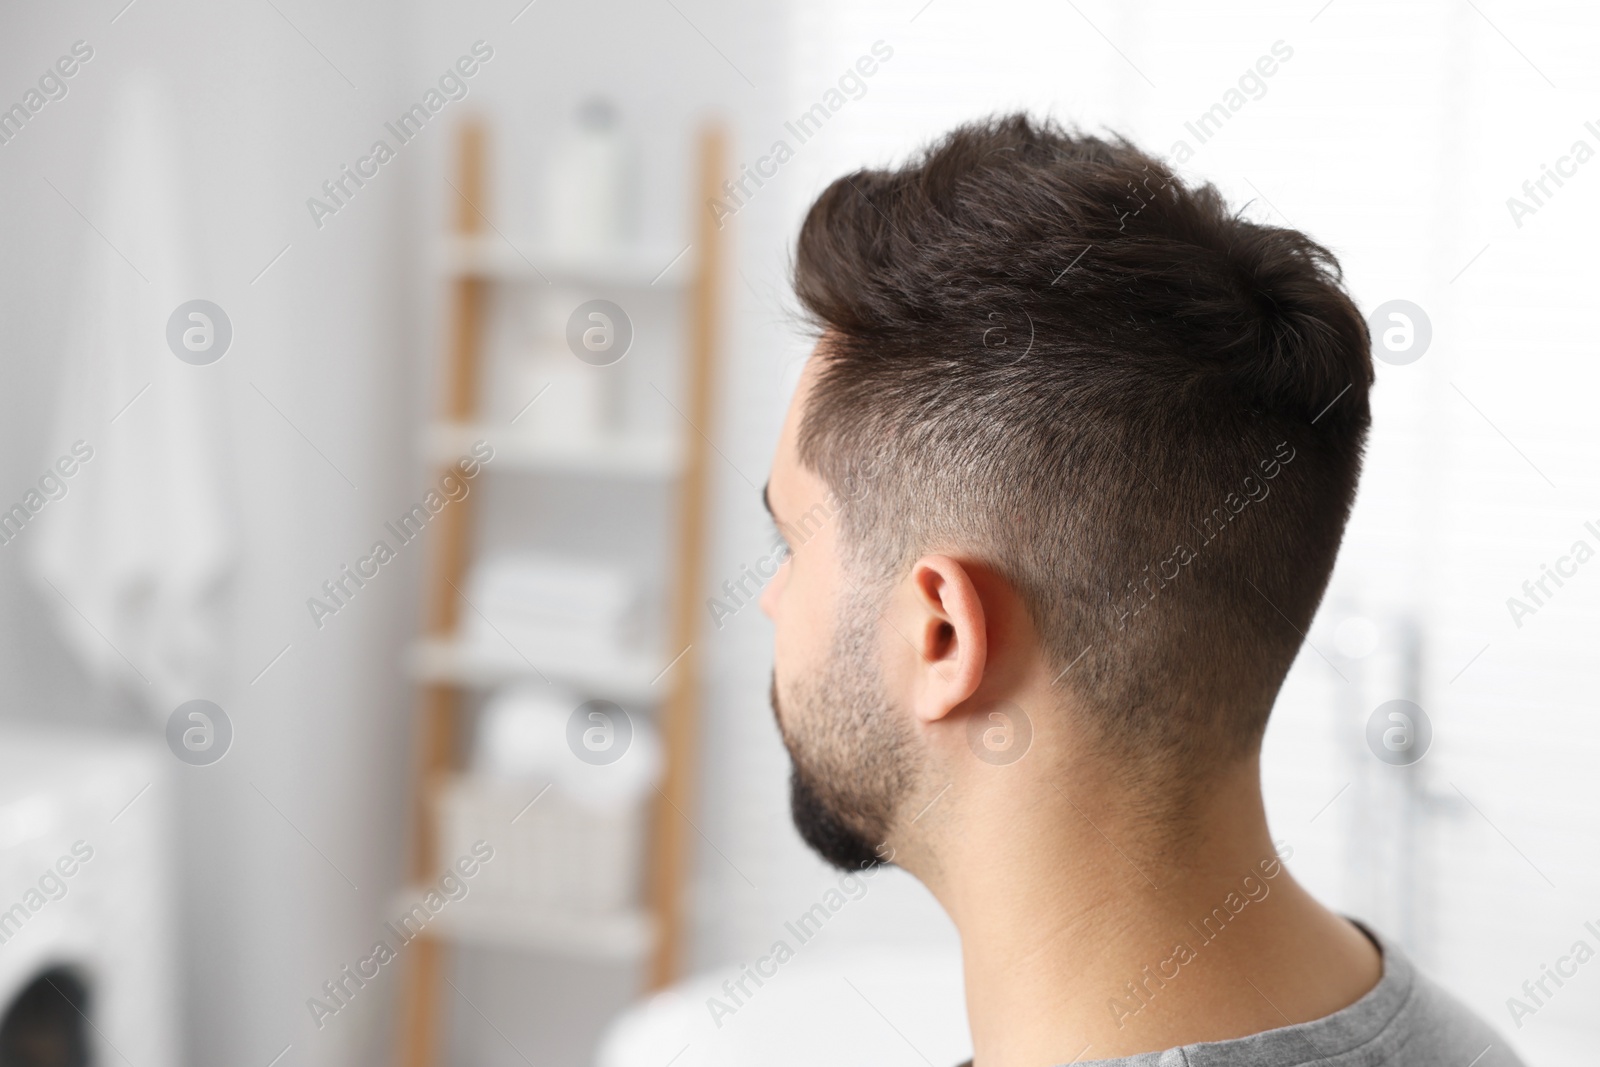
[29,69,236,718]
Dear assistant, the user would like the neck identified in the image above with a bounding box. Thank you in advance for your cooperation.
[913,754,1379,1067]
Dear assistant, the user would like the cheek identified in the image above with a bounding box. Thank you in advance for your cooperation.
[758,553,788,617]
[771,558,832,680]
[768,513,847,681]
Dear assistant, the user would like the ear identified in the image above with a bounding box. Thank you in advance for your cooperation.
[901,554,987,724]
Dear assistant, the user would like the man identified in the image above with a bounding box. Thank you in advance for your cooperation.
[758,115,1522,1066]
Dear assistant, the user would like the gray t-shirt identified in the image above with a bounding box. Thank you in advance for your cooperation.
[969,926,1527,1067]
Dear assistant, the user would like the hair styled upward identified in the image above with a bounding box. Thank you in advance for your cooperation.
[792,113,1373,767]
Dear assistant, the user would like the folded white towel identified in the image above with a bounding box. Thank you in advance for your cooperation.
[466,551,641,633]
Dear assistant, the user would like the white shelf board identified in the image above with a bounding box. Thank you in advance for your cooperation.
[395,888,654,960]
[441,234,695,288]
[424,422,683,479]
[408,637,666,702]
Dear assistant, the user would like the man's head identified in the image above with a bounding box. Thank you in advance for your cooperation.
[761,114,1372,873]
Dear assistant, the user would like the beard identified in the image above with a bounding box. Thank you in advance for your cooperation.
[770,603,913,872]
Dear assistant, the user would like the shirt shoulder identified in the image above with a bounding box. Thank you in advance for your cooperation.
[1386,965,1525,1067]
[1036,928,1529,1067]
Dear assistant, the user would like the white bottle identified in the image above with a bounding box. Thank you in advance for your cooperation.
[543,97,635,255]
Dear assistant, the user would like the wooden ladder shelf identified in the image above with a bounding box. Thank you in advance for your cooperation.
[395,118,725,1067]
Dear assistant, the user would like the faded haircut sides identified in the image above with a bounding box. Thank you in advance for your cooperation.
[791,113,1372,769]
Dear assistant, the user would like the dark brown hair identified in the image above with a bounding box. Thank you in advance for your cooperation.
[792,113,1372,765]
